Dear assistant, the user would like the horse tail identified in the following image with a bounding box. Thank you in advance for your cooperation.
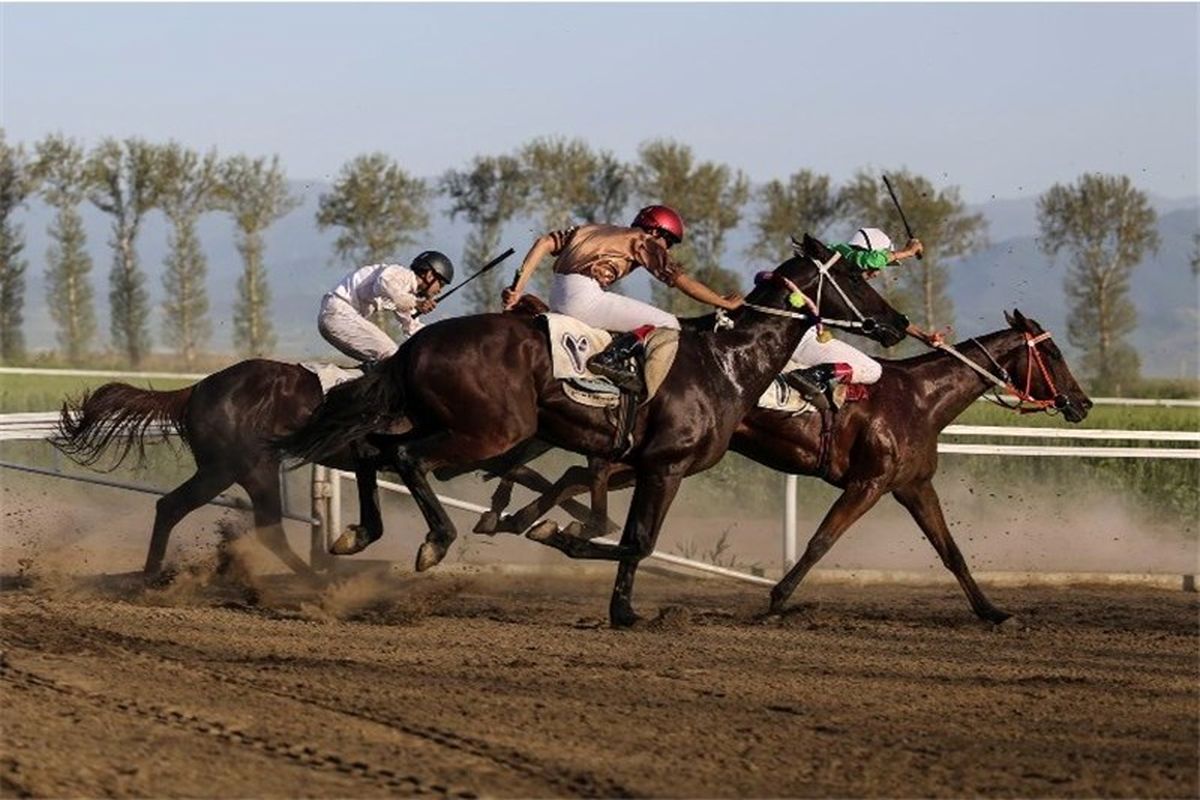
[273,359,406,464]
[52,382,195,470]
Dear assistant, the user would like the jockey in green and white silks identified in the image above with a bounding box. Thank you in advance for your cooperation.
[786,228,943,407]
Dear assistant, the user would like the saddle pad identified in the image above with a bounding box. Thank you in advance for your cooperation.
[299,361,362,394]
[757,375,817,415]
[543,314,681,405]
[545,313,613,382]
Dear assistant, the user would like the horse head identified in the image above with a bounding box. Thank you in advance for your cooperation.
[746,234,909,347]
[994,309,1092,422]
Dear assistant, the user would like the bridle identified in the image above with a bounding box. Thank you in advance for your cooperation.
[938,331,1069,414]
[741,249,884,336]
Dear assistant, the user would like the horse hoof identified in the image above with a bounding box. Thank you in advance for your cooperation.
[525,520,559,543]
[609,610,644,629]
[561,520,584,539]
[415,541,446,572]
[473,511,500,535]
[330,525,375,556]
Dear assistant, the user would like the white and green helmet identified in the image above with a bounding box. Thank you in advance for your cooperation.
[848,227,893,252]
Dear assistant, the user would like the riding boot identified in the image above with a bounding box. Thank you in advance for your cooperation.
[782,364,839,410]
[587,329,650,394]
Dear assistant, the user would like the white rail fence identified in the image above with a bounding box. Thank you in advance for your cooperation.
[2,409,1197,588]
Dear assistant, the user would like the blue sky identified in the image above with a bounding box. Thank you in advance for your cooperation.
[3,2,1197,203]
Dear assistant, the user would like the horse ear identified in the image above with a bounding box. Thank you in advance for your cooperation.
[1013,308,1031,330]
[1004,309,1016,328]
[800,233,827,258]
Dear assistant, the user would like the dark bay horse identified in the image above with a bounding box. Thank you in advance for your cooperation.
[51,297,560,580]
[53,361,347,578]
[276,237,910,626]
[485,310,1092,623]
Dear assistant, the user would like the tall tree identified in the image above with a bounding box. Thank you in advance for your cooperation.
[1038,173,1159,393]
[634,139,749,315]
[520,138,631,294]
[0,130,35,361]
[158,143,220,366]
[34,133,96,362]
[1191,233,1199,278]
[316,153,429,267]
[750,170,842,264]
[218,154,298,357]
[441,154,530,312]
[85,137,162,366]
[840,169,987,334]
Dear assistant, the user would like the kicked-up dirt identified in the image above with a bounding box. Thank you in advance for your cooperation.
[1,564,1197,798]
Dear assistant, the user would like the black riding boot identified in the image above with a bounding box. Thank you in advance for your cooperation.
[783,363,837,410]
[586,331,646,394]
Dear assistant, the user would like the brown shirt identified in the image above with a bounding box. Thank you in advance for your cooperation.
[549,223,683,289]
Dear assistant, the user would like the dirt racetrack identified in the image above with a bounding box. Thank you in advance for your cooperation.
[1,562,1197,799]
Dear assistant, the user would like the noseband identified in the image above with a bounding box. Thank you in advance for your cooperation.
[947,331,1069,414]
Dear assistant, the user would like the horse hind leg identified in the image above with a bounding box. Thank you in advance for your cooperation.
[893,481,1010,624]
[239,462,320,584]
[769,481,884,614]
[144,468,234,578]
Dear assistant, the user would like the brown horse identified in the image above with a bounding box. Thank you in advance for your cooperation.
[53,361,338,579]
[276,236,911,626]
[482,310,1092,623]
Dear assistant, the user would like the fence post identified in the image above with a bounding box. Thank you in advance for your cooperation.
[310,465,333,570]
[783,474,797,572]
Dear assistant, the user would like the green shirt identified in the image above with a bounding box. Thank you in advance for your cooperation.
[831,242,891,271]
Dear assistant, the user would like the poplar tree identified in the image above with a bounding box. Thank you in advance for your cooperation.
[158,143,220,366]
[85,137,162,366]
[0,130,34,361]
[634,139,749,315]
[750,170,842,264]
[1038,173,1159,393]
[520,137,631,294]
[316,152,429,266]
[35,134,96,362]
[218,154,298,357]
[441,154,530,312]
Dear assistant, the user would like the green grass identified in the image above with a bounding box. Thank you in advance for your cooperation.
[0,373,197,413]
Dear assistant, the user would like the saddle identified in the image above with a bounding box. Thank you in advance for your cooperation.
[542,313,680,457]
[757,364,868,415]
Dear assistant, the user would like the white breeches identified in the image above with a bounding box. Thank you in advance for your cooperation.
[549,273,680,332]
[317,295,399,362]
[789,326,883,384]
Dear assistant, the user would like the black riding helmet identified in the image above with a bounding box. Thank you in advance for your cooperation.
[411,250,454,285]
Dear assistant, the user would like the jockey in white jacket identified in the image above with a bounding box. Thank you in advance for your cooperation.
[318,250,454,364]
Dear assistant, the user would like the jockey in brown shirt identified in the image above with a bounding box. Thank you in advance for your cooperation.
[503,205,743,390]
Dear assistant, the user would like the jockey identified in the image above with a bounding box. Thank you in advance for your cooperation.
[502,205,743,392]
[786,227,943,407]
[318,250,454,365]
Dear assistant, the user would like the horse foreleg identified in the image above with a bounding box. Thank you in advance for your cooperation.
[495,464,598,534]
[145,468,233,577]
[327,439,385,556]
[241,463,319,583]
[769,481,884,614]
[608,470,683,628]
[893,480,1011,624]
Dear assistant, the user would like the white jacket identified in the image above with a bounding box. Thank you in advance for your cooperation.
[328,263,424,336]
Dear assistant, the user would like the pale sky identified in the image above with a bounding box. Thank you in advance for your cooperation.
[3,2,1198,203]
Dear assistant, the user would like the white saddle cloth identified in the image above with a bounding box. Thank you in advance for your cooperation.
[299,361,362,394]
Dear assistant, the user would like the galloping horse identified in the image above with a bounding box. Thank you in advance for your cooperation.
[276,236,910,626]
[480,310,1092,623]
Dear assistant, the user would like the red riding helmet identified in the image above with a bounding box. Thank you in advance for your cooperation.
[631,205,684,245]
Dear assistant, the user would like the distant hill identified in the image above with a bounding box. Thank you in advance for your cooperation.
[13,185,1199,377]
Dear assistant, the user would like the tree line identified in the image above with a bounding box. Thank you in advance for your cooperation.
[0,128,1176,392]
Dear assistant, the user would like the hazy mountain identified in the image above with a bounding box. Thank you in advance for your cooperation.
[13,185,1199,376]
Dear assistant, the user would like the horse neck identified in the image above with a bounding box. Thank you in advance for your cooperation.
[709,309,813,405]
[918,329,1026,430]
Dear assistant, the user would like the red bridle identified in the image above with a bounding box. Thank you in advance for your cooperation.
[969,330,1065,414]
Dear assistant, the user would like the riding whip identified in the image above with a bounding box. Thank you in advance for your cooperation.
[882,174,923,261]
[435,247,517,304]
